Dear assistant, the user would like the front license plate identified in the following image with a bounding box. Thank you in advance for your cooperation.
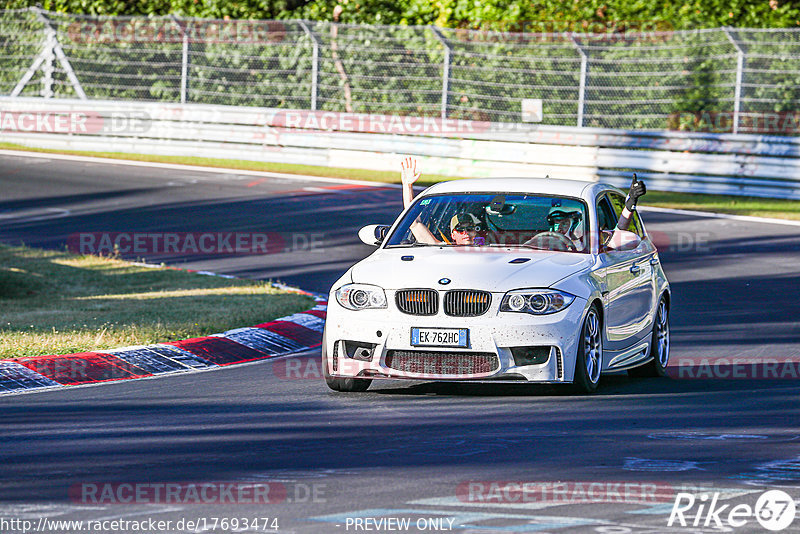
[411,327,469,348]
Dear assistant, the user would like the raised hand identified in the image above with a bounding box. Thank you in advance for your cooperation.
[625,173,646,211]
[400,156,420,187]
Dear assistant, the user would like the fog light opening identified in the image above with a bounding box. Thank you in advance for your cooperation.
[354,347,373,361]
[343,340,377,362]
[511,346,552,366]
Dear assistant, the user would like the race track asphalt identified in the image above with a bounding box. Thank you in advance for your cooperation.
[1,152,799,534]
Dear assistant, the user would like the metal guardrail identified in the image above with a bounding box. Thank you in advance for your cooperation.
[2,97,799,199]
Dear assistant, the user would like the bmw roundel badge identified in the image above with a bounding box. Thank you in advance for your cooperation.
[438,278,451,285]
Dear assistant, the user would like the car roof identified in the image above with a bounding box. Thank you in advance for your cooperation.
[420,177,622,201]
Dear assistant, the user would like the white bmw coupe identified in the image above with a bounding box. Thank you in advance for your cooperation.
[324,178,670,393]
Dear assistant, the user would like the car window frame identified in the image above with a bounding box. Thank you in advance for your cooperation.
[596,194,617,232]
[607,192,646,239]
[594,192,618,254]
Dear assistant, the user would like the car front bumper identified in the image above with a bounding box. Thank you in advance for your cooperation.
[325,292,589,383]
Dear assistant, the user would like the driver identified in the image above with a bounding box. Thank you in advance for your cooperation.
[546,207,585,251]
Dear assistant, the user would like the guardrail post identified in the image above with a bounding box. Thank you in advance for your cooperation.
[12,7,86,99]
[570,34,588,128]
[11,22,52,97]
[171,15,189,104]
[430,27,451,120]
[36,8,86,99]
[41,31,55,98]
[723,27,744,134]
[299,22,320,111]
[181,31,189,103]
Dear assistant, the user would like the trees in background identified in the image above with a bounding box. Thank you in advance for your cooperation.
[4,0,800,30]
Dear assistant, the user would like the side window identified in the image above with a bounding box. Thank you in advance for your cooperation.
[608,193,645,237]
[630,211,646,238]
[596,195,617,232]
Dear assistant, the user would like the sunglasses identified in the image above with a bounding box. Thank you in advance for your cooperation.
[454,225,483,232]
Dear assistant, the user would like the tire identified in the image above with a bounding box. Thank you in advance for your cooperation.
[574,305,603,394]
[321,331,372,392]
[629,296,670,378]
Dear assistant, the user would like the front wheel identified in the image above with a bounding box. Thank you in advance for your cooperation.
[322,332,372,392]
[629,296,670,378]
[574,305,602,394]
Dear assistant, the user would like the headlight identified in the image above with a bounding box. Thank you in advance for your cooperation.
[499,289,575,315]
[335,284,387,310]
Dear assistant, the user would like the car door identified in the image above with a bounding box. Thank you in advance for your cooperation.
[595,193,656,352]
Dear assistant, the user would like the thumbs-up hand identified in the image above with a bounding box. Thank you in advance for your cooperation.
[625,174,646,211]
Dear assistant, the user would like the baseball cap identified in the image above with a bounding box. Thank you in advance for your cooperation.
[450,212,481,232]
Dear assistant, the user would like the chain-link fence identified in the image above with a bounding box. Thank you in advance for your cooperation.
[3,7,800,133]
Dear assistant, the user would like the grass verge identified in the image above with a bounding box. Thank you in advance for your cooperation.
[2,141,798,221]
[0,141,456,186]
[642,191,800,221]
[0,244,316,360]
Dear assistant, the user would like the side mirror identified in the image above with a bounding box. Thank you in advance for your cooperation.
[358,224,390,246]
[604,229,642,252]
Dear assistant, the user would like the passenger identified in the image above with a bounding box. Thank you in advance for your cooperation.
[616,174,646,232]
[400,156,420,210]
[448,212,486,245]
[597,174,647,250]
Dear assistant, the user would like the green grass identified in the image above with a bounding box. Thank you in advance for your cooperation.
[643,191,800,221]
[0,244,315,359]
[2,141,798,220]
[0,141,456,186]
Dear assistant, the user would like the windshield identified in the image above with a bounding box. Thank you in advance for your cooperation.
[385,193,589,253]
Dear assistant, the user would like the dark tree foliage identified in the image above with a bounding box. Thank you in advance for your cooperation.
[5,0,800,29]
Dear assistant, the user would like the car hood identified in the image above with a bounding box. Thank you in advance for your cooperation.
[349,247,595,292]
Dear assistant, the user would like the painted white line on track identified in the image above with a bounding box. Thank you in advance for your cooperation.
[0,207,71,223]
[0,149,400,189]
